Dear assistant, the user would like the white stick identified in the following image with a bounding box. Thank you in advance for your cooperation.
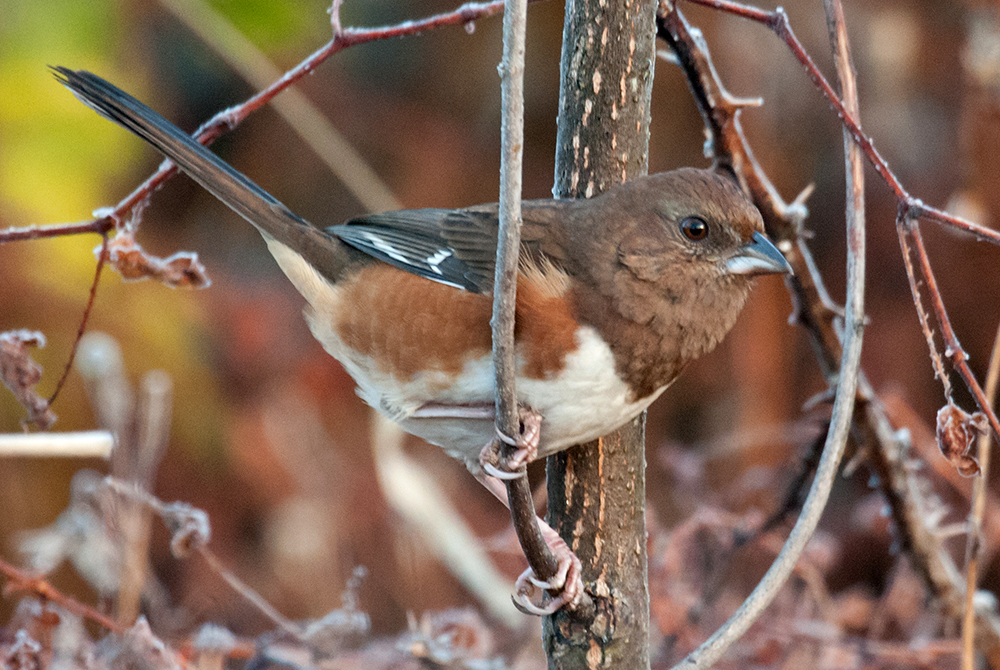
[0,431,114,458]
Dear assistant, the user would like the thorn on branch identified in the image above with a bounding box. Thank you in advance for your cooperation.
[722,94,763,111]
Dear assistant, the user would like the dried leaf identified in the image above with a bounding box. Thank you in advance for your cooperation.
[935,402,987,477]
[100,234,211,289]
[3,630,42,670]
[0,330,56,429]
[17,470,121,596]
[401,609,499,667]
[98,617,182,670]
[161,502,211,557]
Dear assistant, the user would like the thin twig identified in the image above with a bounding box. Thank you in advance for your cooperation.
[669,0,866,664]
[681,0,1000,247]
[963,323,1000,670]
[48,233,107,406]
[195,546,304,640]
[905,222,1000,442]
[0,218,113,244]
[0,555,123,632]
[494,0,562,593]
[896,219,952,398]
[157,0,401,213]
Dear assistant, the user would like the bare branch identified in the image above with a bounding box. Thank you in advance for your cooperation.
[1,0,539,247]
[661,0,1000,661]
[963,323,1000,669]
[667,0,866,665]
[493,0,566,608]
[0,555,123,633]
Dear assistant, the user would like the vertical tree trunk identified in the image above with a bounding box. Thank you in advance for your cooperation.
[544,0,657,667]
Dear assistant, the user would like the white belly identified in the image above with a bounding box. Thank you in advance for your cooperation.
[343,326,665,465]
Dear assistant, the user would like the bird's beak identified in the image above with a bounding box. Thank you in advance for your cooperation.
[725,231,793,276]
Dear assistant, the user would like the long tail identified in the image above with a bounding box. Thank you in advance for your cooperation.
[53,67,353,283]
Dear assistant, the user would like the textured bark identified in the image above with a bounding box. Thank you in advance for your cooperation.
[544,0,657,667]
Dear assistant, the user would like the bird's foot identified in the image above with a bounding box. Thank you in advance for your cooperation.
[479,408,542,480]
[512,526,583,616]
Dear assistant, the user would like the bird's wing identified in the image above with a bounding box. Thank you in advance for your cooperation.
[329,200,574,294]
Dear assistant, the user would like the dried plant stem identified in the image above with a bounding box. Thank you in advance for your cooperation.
[669,0,865,665]
[963,323,1000,670]
[493,0,562,592]
[195,546,304,640]
[47,234,107,407]
[157,0,400,214]
[900,221,1000,441]
[0,556,122,632]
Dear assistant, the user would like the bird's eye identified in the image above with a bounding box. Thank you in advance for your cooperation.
[680,216,709,241]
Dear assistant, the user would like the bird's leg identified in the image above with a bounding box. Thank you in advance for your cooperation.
[479,407,542,480]
[409,402,542,480]
[410,402,577,613]
[409,404,496,420]
[476,473,584,616]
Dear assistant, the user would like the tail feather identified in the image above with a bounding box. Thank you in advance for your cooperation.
[53,67,353,284]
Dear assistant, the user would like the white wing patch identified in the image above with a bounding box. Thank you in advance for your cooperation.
[425,248,453,275]
[362,231,409,265]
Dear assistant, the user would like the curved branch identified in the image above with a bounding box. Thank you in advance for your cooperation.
[668,0,866,664]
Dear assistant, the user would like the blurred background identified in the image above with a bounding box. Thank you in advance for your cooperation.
[1,0,999,664]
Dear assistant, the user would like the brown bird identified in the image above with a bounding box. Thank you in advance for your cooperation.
[55,67,791,614]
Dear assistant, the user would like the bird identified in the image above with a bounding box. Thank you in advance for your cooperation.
[54,67,791,614]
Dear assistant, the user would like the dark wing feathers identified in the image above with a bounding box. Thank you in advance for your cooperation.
[329,212,474,290]
[329,201,573,294]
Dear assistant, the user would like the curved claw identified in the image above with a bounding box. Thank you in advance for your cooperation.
[514,590,563,616]
[495,425,520,447]
[479,408,542,477]
[482,460,524,481]
[513,551,583,617]
[527,557,570,591]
